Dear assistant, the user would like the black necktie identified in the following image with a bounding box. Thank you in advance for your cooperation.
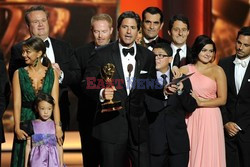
[44,40,50,48]
[146,40,156,48]
[173,48,181,67]
[161,74,168,106]
[122,47,134,56]
[161,74,168,86]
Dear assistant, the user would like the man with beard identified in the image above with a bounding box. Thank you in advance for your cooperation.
[218,26,250,167]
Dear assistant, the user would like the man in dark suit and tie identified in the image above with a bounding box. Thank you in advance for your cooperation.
[72,13,113,167]
[144,43,197,167]
[0,49,10,165]
[218,26,250,167]
[83,11,167,167]
[168,14,192,68]
[8,5,80,132]
[141,7,169,51]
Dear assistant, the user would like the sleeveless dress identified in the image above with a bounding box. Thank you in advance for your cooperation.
[11,67,54,167]
[186,65,226,167]
[30,120,60,167]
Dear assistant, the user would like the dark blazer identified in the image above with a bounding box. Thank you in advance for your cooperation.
[71,41,96,133]
[0,51,10,143]
[83,41,163,144]
[145,78,197,154]
[219,55,250,141]
[8,37,81,131]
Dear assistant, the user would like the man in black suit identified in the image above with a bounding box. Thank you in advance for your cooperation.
[0,50,10,165]
[83,11,167,167]
[141,7,169,50]
[72,13,113,167]
[8,5,80,132]
[168,14,192,68]
[145,43,197,167]
[218,26,250,167]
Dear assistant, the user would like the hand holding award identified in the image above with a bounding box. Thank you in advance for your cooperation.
[101,63,122,113]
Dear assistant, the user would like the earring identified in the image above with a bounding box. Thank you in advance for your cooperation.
[33,58,39,67]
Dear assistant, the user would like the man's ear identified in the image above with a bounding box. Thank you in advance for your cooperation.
[110,27,114,35]
[169,57,173,63]
[168,30,171,36]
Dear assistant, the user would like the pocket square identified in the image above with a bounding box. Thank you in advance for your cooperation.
[248,79,250,82]
[140,70,148,74]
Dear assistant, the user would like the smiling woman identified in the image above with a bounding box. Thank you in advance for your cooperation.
[11,37,63,167]
[179,35,227,167]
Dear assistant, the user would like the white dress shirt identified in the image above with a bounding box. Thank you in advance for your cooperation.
[119,42,136,95]
[234,56,250,94]
[44,37,64,83]
[44,37,55,63]
[170,43,187,68]
[157,69,170,99]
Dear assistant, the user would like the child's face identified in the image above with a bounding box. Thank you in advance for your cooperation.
[37,101,53,121]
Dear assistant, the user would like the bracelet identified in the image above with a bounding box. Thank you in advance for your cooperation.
[55,121,62,127]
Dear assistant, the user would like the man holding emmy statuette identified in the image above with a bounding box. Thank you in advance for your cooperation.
[83,11,168,167]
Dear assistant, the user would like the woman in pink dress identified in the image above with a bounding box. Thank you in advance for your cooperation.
[180,35,227,167]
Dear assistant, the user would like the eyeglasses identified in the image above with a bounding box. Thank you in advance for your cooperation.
[154,53,171,59]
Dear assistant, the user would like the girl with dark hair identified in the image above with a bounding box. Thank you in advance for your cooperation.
[11,36,63,167]
[179,35,227,167]
[24,93,64,167]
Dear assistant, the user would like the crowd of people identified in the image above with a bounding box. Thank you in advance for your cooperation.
[0,5,249,167]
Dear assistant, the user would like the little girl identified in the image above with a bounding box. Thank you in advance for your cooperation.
[24,92,64,167]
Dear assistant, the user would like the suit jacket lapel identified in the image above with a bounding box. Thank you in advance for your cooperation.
[130,44,142,94]
[229,57,237,95]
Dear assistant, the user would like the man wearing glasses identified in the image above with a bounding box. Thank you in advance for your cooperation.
[145,43,197,167]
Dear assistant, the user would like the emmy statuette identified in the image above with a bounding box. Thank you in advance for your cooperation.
[101,63,122,113]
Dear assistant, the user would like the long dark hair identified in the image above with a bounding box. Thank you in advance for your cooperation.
[190,35,216,64]
[22,36,51,67]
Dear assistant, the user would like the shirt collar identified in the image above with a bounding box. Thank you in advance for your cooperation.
[44,37,51,46]
[235,55,250,66]
[157,68,170,79]
[171,43,186,52]
[143,35,158,43]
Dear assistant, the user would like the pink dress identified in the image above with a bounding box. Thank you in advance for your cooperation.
[186,65,226,167]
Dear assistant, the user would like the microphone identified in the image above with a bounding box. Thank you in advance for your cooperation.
[127,64,133,77]
[127,64,133,93]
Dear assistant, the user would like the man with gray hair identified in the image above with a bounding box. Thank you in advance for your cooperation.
[72,13,113,167]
